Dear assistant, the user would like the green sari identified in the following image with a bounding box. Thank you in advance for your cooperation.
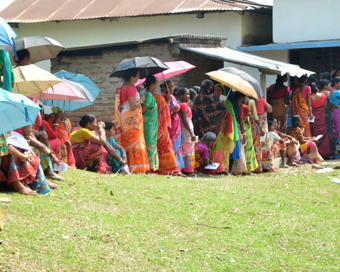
[143,92,159,171]
[243,117,258,173]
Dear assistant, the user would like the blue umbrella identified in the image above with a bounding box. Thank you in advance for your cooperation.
[0,17,16,46]
[0,17,18,61]
[0,88,41,134]
[43,70,101,112]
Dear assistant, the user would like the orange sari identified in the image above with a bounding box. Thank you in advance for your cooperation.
[291,86,311,137]
[153,93,180,175]
[113,80,149,173]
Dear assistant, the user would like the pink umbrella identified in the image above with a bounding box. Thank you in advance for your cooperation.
[135,61,196,86]
[29,81,87,101]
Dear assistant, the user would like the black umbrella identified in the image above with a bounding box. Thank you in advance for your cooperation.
[109,56,169,78]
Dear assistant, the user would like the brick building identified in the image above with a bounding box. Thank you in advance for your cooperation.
[51,36,224,126]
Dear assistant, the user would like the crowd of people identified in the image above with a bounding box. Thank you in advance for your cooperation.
[2,52,340,196]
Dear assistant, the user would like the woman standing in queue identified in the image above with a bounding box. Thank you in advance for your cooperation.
[112,68,149,173]
[142,75,159,171]
[291,75,313,137]
[267,74,290,132]
[310,83,332,158]
[162,81,184,171]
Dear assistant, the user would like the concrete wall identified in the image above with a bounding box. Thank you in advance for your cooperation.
[273,0,339,43]
[241,11,272,45]
[13,12,242,50]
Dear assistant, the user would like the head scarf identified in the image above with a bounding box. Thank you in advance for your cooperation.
[192,79,227,138]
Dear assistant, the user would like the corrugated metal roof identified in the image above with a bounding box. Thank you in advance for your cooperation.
[0,0,267,23]
[178,45,315,77]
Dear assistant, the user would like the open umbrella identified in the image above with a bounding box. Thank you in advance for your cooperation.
[0,17,16,46]
[12,64,62,97]
[29,80,87,101]
[4,35,64,64]
[109,56,169,79]
[43,70,100,111]
[219,67,263,98]
[205,70,258,99]
[0,88,41,134]
[135,60,196,85]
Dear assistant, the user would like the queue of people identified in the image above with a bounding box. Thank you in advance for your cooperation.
[1,55,335,196]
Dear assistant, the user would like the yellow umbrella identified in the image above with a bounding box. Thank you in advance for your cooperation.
[205,70,258,99]
[12,64,62,97]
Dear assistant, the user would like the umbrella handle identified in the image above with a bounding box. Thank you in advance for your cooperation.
[21,100,29,121]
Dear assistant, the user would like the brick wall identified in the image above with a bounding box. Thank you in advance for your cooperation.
[51,42,223,127]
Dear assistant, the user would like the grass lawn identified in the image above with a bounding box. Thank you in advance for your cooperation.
[0,163,339,271]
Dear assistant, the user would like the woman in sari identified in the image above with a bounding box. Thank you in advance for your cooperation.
[162,81,184,170]
[0,131,53,195]
[45,112,76,167]
[70,114,111,174]
[153,92,183,176]
[113,68,149,173]
[267,74,290,132]
[245,98,264,173]
[286,115,323,163]
[330,77,340,158]
[214,85,239,172]
[178,88,196,174]
[256,97,277,172]
[194,132,216,173]
[142,75,159,171]
[234,93,258,173]
[310,83,332,158]
[291,75,313,137]
[192,80,227,174]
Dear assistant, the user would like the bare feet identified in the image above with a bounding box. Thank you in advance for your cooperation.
[46,180,59,190]
[281,164,289,168]
[10,181,37,195]
[173,172,187,177]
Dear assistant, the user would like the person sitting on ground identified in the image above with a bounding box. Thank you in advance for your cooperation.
[0,131,56,195]
[268,120,288,168]
[194,132,217,173]
[70,114,111,174]
[45,111,76,167]
[104,121,127,173]
[286,115,324,164]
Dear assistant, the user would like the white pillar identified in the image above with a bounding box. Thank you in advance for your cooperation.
[260,73,266,100]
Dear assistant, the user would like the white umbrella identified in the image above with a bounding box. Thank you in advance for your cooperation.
[4,35,64,64]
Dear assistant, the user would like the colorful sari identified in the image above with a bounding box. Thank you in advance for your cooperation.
[247,99,262,173]
[311,105,332,158]
[242,106,258,173]
[1,132,50,194]
[267,85,289,132]
[106,136,122,173]
[231,141,247,175]
[48,118,75,167]
[142,92,159,171]
[163,93,184,170]
[286,126,323,163]
[291,86,311,137]
[72,141,110,174]
[153,93,180,175]
[0,133,8,156]
[258,113,277,172]
[180,102,195,173]
[113,80,149,173]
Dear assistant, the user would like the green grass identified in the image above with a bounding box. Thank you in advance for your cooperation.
[0,164,340,271]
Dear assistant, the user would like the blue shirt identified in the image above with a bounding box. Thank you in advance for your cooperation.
[331,90,340,105]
